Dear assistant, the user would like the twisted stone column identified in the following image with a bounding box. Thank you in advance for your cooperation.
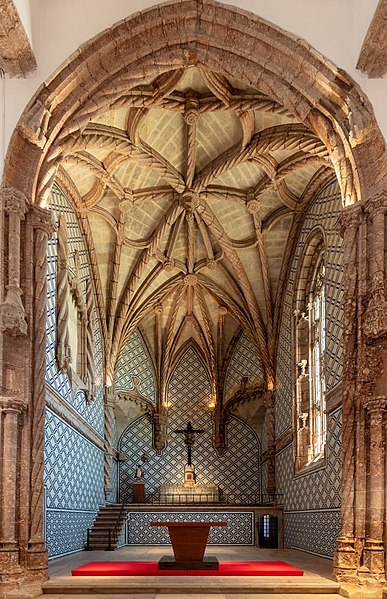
[85,278,95,403]
[363,193,387,342]
[104,386,116,499]
[27,205,54,574]
[263,390,276,495]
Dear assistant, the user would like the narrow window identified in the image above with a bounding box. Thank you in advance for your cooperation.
[294,233,326,471]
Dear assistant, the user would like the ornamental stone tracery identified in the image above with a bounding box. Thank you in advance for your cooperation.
[2,1,387,596]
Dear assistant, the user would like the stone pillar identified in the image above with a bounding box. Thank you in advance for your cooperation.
[363,194,387,342]
[0,394,26,575]
[334,203,363,581]
[104,385,116,500]
[26,205,54,578]
[361,396,386,579]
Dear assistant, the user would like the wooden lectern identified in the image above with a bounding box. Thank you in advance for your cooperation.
[150,521,227,569]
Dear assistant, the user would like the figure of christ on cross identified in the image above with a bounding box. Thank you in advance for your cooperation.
[174,421,205,484]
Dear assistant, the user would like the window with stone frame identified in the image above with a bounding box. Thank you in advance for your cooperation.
[294,230,327,471]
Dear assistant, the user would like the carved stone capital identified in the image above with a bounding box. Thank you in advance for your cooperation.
[104,385,116,406]
[29,204,57,236]
[152,409,168,454]
[363,395,387,414]
[0,396,27,414]
[363,190,387,217]
[336,203,363,236]
[0,187,29,218]
[0,294,27,338]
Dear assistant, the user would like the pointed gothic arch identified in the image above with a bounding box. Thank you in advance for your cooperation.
[1,1,387,595]
[3,1,387,206]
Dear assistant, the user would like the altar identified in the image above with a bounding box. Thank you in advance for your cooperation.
[158,483,220,504]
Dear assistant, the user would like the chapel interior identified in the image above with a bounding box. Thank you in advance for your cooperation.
[2,1,387,598]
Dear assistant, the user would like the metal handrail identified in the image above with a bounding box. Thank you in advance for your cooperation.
[125,491,284,506]
[85,502,128,551]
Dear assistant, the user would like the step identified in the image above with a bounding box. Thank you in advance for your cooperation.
[42,578,342,595]
[42,595,342,599]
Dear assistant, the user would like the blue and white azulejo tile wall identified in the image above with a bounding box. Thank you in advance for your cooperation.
[119,346,261,507]
[44,184,106,558]
[275,179,343,558]
[127,512,254,545]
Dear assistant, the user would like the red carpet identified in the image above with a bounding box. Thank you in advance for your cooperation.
[72,561,303,576]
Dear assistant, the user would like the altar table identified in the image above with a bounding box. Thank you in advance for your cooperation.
[150,521,227,569]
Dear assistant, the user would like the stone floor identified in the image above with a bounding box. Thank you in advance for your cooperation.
[40,544,343,598]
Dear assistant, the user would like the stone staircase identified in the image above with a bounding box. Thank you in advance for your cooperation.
[86,504,127,551]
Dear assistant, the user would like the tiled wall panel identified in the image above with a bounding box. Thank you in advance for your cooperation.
[224,332,263,401]
[275,180,343,558]
[116,330,156,403]
[127,511,254,545]
[119,347,261,501]
[44,184,106,558]
[44,409,105,557]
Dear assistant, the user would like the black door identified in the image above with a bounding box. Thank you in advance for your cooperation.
[258,515,278,548]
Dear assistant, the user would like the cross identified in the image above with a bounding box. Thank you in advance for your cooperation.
[174,420,205,465]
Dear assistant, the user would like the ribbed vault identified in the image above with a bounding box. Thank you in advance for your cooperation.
[3,0,387,397]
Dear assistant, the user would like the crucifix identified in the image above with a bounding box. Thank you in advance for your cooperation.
[174,421,205,485]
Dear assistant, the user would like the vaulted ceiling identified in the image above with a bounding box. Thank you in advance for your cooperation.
[57,66,333,389]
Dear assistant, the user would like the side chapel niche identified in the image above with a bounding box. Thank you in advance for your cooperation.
[294,230,326,471]
[56,214,95,402]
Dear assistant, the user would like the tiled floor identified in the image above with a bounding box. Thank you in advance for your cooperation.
[41,545,342,598]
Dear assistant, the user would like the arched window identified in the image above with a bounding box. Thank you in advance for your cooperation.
[294,231,326,471]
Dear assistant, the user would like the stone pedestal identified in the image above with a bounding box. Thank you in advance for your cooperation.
[132,481,145,503]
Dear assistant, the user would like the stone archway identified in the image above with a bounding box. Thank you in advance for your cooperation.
[1,1,387,596]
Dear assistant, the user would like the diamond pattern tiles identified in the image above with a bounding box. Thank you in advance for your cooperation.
[127,512,253,545]
[115,329,156,403]
[284,510,340,558]
[276,408,342,512]
[224,332,263,401]
[45,510,96,558]
[276,408,342,557]
[119,346,261,500]
[275,179,343,437]
[44,408,105,557]
[44,409,105,510]
[46,183,104,436]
